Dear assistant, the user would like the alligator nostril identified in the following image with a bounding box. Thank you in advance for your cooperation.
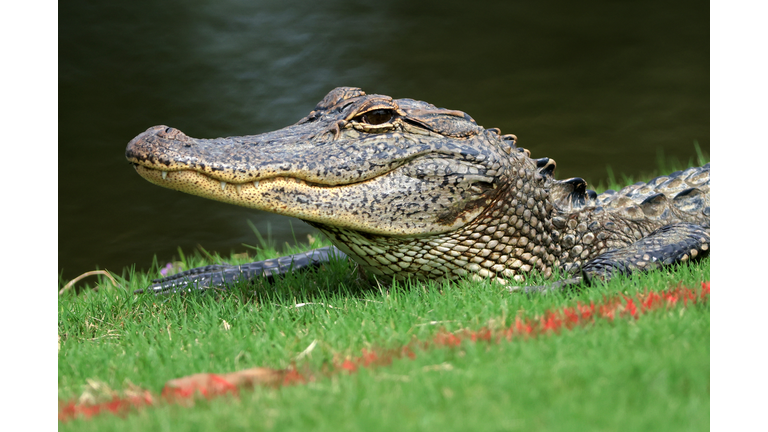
[153,126,186,140]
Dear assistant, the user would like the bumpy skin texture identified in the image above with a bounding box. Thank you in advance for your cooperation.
[126,87,710,293]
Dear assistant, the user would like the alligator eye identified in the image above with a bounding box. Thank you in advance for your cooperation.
[355,109,396,125]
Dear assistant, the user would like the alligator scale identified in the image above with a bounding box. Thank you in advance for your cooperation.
[126,87,710,293]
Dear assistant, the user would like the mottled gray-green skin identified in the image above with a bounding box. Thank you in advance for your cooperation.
[126,87,709,290]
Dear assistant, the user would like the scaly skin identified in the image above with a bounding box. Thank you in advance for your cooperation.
[126,87,709,292]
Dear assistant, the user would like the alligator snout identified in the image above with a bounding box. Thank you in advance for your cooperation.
[126,125,193,162]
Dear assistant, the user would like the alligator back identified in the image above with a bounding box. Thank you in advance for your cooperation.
[546,162,709,226]
[597,164,709,218]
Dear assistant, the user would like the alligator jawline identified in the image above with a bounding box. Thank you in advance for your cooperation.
[133,164,375,190]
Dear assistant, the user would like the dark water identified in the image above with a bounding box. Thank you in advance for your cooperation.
[59,0,709,284]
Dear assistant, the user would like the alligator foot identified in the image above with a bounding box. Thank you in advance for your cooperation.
[580,222,709,283]
[136,246,348,295]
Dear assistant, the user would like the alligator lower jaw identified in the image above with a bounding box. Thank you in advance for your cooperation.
[133,165,430,236]
[134,164,335,208]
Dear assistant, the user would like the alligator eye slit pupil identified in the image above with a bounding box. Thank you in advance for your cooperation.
[359,109,394,125]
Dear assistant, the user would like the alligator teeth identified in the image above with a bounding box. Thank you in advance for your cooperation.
[161,171,168,180]
[220,181,227,191]
[235,184,242,194]
[253,181,260,188]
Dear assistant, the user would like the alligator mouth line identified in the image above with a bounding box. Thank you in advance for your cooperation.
[132,164,349,193]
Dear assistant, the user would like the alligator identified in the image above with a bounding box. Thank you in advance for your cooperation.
[126,87,710,294]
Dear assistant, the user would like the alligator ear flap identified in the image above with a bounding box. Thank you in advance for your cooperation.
[405,109,485,138]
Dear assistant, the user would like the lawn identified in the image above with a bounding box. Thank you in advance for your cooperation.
[58,244,709,431]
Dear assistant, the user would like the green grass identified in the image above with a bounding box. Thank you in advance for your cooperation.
[58,155,710,431]
[58,259,709,431]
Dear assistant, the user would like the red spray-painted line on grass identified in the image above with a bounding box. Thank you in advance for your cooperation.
[59,281,710,422]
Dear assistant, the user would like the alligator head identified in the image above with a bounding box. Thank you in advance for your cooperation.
[126,87,532,235]
[126,87,562,282]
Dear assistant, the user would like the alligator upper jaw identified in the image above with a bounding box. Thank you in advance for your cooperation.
[126,125,492,237]
[125,120,420,187]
